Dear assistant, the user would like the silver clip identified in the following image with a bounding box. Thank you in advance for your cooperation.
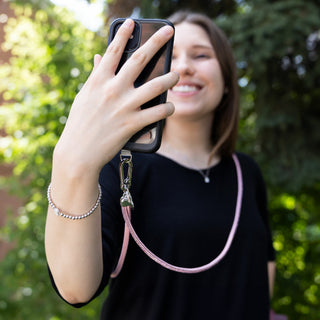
[119,150,134,208]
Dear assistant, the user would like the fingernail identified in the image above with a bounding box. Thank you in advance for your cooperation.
[123,19,133,28]
[172,71,180,82]
[167,102,175,116]
[161,26,174,36]
[173,71,180,78]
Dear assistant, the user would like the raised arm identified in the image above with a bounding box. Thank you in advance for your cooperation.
[45,19,178,304]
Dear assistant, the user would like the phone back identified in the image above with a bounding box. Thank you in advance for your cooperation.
[108,19,174,153]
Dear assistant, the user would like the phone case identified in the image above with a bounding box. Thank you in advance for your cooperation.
[107,18,174,153]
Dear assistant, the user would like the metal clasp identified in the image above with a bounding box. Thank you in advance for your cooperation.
[119,150,134,208]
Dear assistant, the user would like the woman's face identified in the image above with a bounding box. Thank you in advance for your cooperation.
[168,22,225,121]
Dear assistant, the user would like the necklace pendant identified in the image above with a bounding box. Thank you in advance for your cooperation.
[204,176,210,183]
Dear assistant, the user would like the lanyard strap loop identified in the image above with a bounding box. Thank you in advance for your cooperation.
[111,152,243,278]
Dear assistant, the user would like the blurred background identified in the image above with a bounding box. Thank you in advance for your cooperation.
[0,0,319,319]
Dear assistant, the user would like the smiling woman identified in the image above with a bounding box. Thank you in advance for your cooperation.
[160,11,239,164]
[45,10,276,320]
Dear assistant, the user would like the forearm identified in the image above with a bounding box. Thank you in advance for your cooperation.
[45,152,103,304]
[44,20,178,304]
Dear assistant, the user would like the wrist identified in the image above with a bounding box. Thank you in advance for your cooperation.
[52,142,101,183]
[47,182,101,220]
[50,150,101,218]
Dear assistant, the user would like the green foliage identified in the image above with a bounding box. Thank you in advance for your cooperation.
[0,1,107,319]
[269,193,320,318]
[223,0,320,192]
[1,0,319,319]
[221,1,320,319]
[138,0,238,18]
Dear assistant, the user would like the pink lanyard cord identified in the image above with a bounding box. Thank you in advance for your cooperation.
[111,153,243,277]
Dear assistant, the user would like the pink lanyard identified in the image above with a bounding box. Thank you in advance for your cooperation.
[111,152,243,278]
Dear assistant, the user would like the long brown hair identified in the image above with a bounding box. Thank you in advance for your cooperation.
[168,11,239,159]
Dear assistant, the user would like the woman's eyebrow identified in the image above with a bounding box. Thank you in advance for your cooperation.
[172,44,214,53]
[191,44,214,50]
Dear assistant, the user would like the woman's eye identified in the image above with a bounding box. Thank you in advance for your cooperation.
[194,54,209,59]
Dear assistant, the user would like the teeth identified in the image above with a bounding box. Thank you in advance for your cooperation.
[172,85,198,92]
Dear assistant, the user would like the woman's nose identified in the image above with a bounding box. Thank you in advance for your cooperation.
[171,56,195,76]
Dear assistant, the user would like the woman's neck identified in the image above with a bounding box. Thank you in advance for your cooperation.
[158,117,220,169]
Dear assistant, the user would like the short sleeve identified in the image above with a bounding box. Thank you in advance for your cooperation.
[253,161,276,262]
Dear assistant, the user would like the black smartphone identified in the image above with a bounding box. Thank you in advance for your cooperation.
[107,18,174,153]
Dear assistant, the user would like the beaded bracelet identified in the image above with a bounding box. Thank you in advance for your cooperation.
[47,183,102,220]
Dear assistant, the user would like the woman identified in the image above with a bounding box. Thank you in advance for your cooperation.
[45,11,276,319]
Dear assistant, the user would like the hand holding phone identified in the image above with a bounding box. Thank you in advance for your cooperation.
[51,18,177,191]
[108,18,175,153]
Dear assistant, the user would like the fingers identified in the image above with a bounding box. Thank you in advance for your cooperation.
[93,54,102,69]
[132,102,175,131]
[76,21,177,141]
[101,19,135,76]
[132,71,179,107]
[98,20,174,83]
[76,54,102,93]
[129,72,179,133]
[117,26,174,85]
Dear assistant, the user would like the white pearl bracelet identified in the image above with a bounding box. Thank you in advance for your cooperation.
[47,183,102,220]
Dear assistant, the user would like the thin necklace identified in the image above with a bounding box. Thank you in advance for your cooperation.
[158,143,214,183]
[197,168,211,183]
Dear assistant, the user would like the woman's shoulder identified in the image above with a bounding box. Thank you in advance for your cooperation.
[234,151,267,191]
[235,152,261,171]
[234,151,265,181]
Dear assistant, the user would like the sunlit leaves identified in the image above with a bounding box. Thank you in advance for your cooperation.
[0,1,105,318]
[269,191,320,318]
[221,2,320,318]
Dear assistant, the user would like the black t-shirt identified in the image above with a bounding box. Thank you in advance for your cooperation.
[49,152,275,319]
